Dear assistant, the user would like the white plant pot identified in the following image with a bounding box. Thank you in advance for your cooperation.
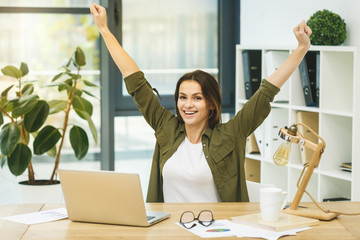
[18,180,64,204]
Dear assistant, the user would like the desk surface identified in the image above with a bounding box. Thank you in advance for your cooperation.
[1,202,360,240]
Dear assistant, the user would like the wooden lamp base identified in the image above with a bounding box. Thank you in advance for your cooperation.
[283,207,338,221]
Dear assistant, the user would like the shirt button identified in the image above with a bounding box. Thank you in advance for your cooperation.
[206,156,209,159]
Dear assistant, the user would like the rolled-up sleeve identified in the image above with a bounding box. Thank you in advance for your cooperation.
[124,71,174,131]
[229,79,280,137]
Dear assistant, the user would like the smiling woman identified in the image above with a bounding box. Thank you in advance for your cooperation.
[91,0,312,204]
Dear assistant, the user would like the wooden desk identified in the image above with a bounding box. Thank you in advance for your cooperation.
[1,202,359,239]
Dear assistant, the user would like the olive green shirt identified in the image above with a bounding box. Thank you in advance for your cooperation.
[124,71,280,202]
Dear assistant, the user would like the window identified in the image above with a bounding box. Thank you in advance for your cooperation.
[0,2,101,163]
[114,0,218,114]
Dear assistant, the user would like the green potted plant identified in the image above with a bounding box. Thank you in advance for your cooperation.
[0,47,98,186]
[306,9,347,46]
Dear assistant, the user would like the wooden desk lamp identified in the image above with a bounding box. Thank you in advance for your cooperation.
[273,123,338,221]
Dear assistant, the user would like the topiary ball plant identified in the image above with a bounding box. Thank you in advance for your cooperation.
[306,9,347,46]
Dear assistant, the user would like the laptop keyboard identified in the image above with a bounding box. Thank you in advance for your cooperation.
[147,215,156,221]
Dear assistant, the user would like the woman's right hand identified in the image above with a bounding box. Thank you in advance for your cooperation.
[90,3,108,34]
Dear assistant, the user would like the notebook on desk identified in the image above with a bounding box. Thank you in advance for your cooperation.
[59,169,170,227]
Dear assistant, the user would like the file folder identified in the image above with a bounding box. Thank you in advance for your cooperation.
[242,50,262,99]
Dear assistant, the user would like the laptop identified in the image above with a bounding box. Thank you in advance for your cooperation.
[59,169,170,227]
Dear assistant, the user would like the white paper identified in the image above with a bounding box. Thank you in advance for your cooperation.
[176,220,236,238]
[2,208,68,225]
[176,219,311,239]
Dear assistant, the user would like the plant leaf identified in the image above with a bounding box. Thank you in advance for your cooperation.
[11,96,39,118]
[0,123,20,155]
[7,143,31,176]
[0,154,6,168]
[48,100,67,114]
[72,95,93,118]
[61,58,72,68]
[24,100,50,132]
[70,126,89,160]
[51,72,64,82]
[20,62,29,77]
[0,112,3,126]
[33,125,61,155]
[66,72,81,80]
[74,47,86,67]
[21,83,34,96]
[82,80,99,87]
[1,65,22,78]
[82,90,98,99]
[1,85,14,97]
[76,110,98,144]
[3,102,13,112]
[47,144,57,158]
[58,79,73,92]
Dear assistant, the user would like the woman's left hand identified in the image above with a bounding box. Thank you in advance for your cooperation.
[293,20,312,49]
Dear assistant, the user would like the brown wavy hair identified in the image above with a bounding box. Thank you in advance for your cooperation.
[174,70,222,128]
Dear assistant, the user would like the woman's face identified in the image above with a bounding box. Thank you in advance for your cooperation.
[177,80,211,129]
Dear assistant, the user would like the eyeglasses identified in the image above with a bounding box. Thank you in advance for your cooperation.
[179,210,215,229]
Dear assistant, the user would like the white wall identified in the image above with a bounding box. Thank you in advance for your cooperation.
[241,0,359,47]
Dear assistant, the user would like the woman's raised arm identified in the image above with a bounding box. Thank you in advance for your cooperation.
[267,20,312,88]
[90,3,140,78]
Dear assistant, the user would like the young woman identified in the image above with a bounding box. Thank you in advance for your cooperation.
[90,3,312,203]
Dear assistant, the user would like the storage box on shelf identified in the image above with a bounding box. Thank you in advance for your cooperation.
[237,45,359,201]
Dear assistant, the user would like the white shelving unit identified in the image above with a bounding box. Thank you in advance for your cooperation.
[236,45,359,202]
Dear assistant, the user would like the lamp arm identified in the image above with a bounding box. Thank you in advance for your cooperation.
[290,141,324,210]
[294,122,326,149]
[279,122,326,211]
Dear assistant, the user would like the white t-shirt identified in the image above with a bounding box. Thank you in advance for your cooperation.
[162,137,221,202]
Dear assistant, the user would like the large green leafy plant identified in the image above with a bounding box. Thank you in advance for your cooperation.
[0,47,98,185]
[307,9,347,46]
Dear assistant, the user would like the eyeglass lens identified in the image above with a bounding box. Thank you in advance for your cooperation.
[198,210,213,226]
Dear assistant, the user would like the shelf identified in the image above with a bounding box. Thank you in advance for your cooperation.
[320,109,353,118]
[290,105,319,113]
[236,45,358,201]
[270,102,290,109]
[319,169,352,182]
[245,153,263,161]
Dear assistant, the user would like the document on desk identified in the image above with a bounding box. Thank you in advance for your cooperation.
[2,208,68,225]
[176,219,311,239]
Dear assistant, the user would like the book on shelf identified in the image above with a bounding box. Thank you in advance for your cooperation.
[323,197,350,202]
[298,51,319,107]
[242,50,262,99]
[315,52,320,107]
[339,162,352,172]
[246,133,260,154]
[341,162,352,169]
[253,126,263,154]
[264,108,288,159]
[296,111,319,165]
[265,51,289,103]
